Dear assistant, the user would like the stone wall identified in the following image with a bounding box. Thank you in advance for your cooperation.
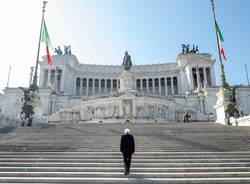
[0,113,22,129]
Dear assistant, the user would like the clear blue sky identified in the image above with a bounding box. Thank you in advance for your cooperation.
[0,0,249,92]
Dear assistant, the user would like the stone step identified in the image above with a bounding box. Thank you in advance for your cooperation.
[2,151,250,154]
[1,166,250,172]
[1,158,250,163]
[1,171,250,178]
[0,176,250,184]
[1,123,250,183]
[2,162,250,167]
[2,155,250,159]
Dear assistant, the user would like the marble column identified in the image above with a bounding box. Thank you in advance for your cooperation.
[203,68,207,87]
[104,79,107,94]
[171,77,174,95]
[177,76,180,95]
[140,79,143,91]
[98,79,101,94]
[54,68,58,93]
[146,79,149,93]
[190,67,194,90]
[196,67,201,91]
[92,79,95,95]
[47,69,51,88]
[80,78,82,96]
[159,78,161,95]
[152,78,155,94]
[111,79,113,92]
[165,77,168,96]
[86,78,89,96]
[210,67,216,86]
[60,69,65,93]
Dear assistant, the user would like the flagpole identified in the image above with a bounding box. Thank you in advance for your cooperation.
[210,0,228,89]
[245,64,250,86]
[6,66,11,88]
[31,1,47,91]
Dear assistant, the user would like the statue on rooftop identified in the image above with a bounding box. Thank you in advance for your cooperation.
[122,51,132,72]
[55,46,63,55]
[181,44,199,54]
[64,45,72,55]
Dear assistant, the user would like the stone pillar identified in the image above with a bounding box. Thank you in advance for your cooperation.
[47,69,51,88]
[104,79,107,94]
[190,67,194,90]
[140,79,143,91]
[196,67,201,91]
[60,69,65,93]
[111,79,113,92]
[54,67,58,93]
[134,79,137,90]
[171,77,174,95]
[152,78,155,94]
[203,67,207,87]
[80,78,82,96]
[86,78,89,96]
[98,79,101,94]
[146,79,149,93]
[159,78,161,95]
[177,76,180,95]
[210,67,216,86]
[165,78,168,96]
[39,67,44,87]
[92,79,95,95]
[116,79,119,91]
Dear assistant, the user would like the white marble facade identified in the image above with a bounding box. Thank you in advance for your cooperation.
[1,52,250,123]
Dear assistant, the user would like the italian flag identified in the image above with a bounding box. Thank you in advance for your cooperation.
[42,21,52,65]
[215,20,227,61]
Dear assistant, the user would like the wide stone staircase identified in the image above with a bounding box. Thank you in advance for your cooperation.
[0,122,250,183]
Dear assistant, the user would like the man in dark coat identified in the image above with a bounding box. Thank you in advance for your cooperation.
[120,128,135,175]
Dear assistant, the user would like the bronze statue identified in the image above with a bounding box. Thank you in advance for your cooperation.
[190,45,196,53]
[181,44,186,54]
[64,45,71,55]
[195,45,199,53]
[19,87,31,102]
[122,51,132,71]
[181,44,199,54]
[55,46,63,55]
[230,87,237,104]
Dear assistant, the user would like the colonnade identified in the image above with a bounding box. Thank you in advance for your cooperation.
[76,78,119,96]
[42,68,62,92]
[136,77,178,96]
[191,67,212,89]
[76,76,178,96]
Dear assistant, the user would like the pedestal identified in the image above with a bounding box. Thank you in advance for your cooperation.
[119,71,136,93]
[30,90,43,124]
[214,88,232,125]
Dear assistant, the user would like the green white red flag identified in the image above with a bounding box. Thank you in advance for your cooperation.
[215,20,227,61]
[42,21,52,65]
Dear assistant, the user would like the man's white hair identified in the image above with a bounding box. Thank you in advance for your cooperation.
[124,128,130,134]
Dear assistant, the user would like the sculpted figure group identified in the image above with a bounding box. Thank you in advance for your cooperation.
[81,104,120,121]
[55,45,72,55]
[136,104,171,120]
[181,44,199,54]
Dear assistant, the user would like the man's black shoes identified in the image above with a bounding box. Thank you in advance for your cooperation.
[124,171,127,176]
